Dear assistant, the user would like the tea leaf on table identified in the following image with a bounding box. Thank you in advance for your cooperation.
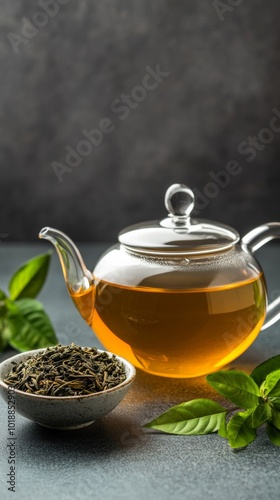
[227,410,256,448]
[144,399,229,435]
[144,356,280,450]
[206,371,260,409]
[266,423,280,446]
[250,355,280,386]
[8,251,52,300]
[260,369,280,397]
[7,298,57,351]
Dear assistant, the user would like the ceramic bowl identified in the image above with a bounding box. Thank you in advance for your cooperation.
[0,348,136,430]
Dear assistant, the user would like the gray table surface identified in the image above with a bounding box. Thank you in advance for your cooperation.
[1,242,280,500]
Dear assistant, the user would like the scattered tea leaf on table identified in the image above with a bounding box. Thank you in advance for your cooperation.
[144,357,280,450]
[144,399,229,435]
[206,370,260,409]
[8,251,52,300]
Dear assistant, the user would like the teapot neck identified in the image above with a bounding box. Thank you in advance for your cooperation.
[39,227,93,293]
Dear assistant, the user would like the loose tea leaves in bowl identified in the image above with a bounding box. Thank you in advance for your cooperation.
[0,347,135,429]
[4,343,127,397]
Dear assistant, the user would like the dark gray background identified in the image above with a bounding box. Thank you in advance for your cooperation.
[1,0,280,242]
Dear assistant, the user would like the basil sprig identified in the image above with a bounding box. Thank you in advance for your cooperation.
[144,357,280,449]
[0,252,58,352]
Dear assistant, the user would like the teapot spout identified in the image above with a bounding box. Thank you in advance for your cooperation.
[39,227,93,293]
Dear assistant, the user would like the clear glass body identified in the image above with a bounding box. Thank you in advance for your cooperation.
[70,244,267,378]
[39,219,280,378]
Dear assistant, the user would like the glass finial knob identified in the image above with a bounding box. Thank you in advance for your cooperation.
[164,184,195,218]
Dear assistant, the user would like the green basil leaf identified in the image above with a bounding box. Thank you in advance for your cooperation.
[7,298,58,351]
[266,423,280,446]
[0,319,12,351]
[227,410,256,448]
[0,299,8,318]
[260,369,280,397]
[206,371,260,409]
[0,289,7,301]
[271,408,280,430]
[144,399,229,435]
[8,252,52,300]
[218,416,228,439]
[266,381,280,400]
[5,299,19,315]
[251,403,271,428]
[270,397,280,411]
[251,355,280,386]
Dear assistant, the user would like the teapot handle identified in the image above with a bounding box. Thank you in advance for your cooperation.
[242,223,280,330]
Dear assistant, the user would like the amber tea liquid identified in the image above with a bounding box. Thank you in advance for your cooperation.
[71,274,266,378]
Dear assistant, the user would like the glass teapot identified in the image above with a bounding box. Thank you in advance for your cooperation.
[39,184,280,378]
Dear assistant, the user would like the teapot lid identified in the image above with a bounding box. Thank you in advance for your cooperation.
[118,184,239,255]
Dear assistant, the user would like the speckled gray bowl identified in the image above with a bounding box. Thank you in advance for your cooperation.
[0,348,136,430]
